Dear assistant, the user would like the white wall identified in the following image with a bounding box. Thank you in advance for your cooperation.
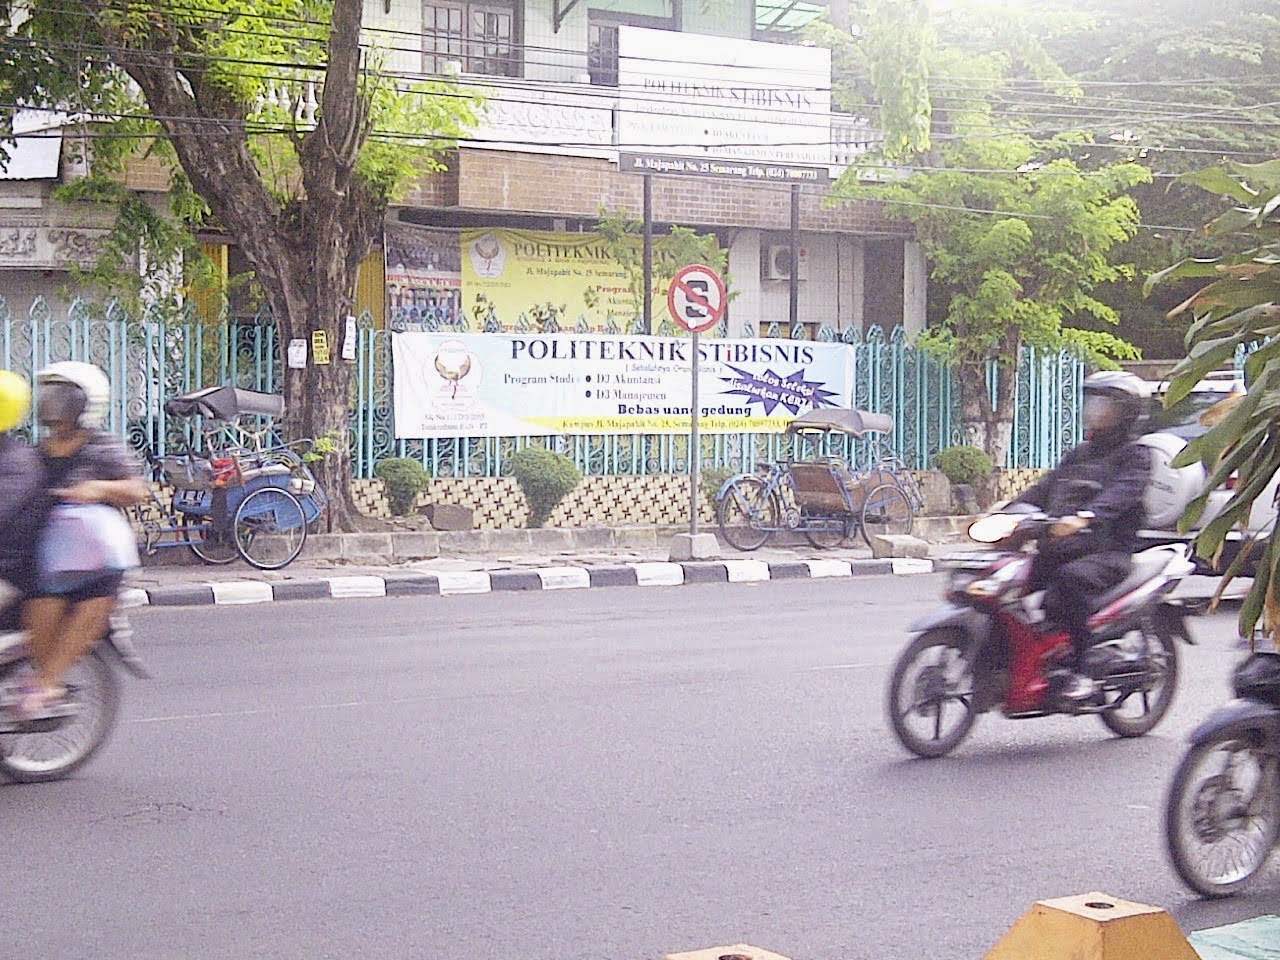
[726,231,887,337]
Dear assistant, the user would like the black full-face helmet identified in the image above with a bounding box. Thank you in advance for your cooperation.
[1083,370,1151,441]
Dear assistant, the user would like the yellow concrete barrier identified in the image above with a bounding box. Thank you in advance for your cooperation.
[984,892,1200,960]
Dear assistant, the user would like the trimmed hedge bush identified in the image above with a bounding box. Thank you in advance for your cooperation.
[933,445,994,487]
[375,457,431,516]
[509,445,582,527]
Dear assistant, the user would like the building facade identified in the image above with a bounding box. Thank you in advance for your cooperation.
[0,0,924,340]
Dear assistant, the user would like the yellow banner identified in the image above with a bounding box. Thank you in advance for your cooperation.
[461,228,635,332]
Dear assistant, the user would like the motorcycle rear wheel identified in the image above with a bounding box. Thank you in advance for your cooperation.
[0,650,120,783]
[1098,625,1179,738]
[887,628,978,758]
[1165,729,1280,897]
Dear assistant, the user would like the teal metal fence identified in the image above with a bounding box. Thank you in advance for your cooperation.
[0,296,1082,477]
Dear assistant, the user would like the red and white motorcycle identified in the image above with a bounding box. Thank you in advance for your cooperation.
[886,504,1197,758]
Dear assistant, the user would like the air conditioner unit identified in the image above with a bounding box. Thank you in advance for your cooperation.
[764,244,809,281]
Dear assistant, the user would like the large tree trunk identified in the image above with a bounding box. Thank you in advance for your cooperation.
[115,0,376,530]
[956,346,1018,474]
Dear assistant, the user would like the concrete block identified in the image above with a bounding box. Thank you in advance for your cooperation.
[615,526,658,550]
[389,531,442,561]
[849,559,893,576]
[147,584,215,606]
[567,526,615,550]
[803,559,854,578]
[340,533,395,563]
[870,533,930,559]
[271,579,331,601]
[536,566,591,590]
[630,561,685,586]
[528,527,574,552]
[326,576,386,599]
[587,565,640,587]
[489,570,543,591]
[668,532,720,561]
[380,572,441,597]
[301,533,343,560]
[766,561,811,579]
[485,529,533,553]
[984,892,1199,960]
[427,502,474,531]
[439,530,490,554]
[679,561,729,583]
[721,559,771,582]
[210,581,274,605]
[916,470,952,516]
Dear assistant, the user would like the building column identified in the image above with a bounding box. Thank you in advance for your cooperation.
[903,238,927,337]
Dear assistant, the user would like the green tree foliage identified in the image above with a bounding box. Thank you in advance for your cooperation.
[1152,160,1280,639]
[592,212,731,331]
[0,1,479,529]
[819,2,1147,465]
[1037,0,1280,356]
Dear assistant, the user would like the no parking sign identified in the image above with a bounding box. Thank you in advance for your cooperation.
[667,264,726,535]
[667,264,726,334]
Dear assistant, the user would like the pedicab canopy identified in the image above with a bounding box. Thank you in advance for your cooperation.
[785,407,892,436]
[164,386,285,421]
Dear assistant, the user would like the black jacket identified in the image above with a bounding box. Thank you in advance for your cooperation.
[1014,436,1152,554]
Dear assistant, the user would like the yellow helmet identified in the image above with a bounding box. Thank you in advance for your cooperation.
[0,370,31,432]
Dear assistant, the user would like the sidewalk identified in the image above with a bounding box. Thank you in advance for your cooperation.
[122,516,973,608]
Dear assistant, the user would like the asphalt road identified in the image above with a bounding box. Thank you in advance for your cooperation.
[4,575,1279,960]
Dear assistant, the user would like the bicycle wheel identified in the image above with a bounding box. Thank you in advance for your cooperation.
[180,512,238,565]
[233,486,308,570]
[717,475,779,551]
[859,482,914,546]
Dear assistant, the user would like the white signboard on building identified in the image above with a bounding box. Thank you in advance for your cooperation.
[392,333,855,439]
[616,26,832,167]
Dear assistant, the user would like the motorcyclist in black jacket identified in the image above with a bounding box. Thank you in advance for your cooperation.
[1013,370,1153,701]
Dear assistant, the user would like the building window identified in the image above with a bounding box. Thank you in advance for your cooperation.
[588,21,619,86]
[423,1,517,77]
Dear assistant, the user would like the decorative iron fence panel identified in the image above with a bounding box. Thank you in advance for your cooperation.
[1,296,1082,477]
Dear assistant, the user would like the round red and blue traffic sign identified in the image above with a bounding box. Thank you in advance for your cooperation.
[667,264,726,334]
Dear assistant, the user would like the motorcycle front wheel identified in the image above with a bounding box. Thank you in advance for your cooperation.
[0,649,120,783]
[1098,624,1179,738]
[886,628,978,758]
[1165,729,1280,897]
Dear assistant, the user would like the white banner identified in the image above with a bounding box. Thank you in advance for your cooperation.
[616,26,832,167]
[392,333,856,439]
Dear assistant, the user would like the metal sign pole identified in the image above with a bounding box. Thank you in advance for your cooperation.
[690,329,700,536]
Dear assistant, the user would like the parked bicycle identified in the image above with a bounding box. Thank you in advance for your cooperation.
[716,408,915,550]
[132,386,327,570]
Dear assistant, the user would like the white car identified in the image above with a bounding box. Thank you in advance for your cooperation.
[1136,373,1277,574]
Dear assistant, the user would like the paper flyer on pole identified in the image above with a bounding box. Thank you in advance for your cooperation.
[391,332,856,439]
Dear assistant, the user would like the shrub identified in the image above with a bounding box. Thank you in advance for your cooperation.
[509,445,582,527]
[375,457,431,516]
[699,465,736,509]
[933,445,994,487]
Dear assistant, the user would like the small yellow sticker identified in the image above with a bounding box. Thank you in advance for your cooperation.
[312,330,331,365]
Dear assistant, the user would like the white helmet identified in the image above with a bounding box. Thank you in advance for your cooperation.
[35,361,112,430]
[1083,370,1151,438]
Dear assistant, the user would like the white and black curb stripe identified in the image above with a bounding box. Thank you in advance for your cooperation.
[123,557,935,609]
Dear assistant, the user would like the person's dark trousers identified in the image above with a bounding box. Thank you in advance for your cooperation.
[1036,551,1132,661]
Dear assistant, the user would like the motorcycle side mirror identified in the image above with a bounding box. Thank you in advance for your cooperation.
[968,513,1024,543]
